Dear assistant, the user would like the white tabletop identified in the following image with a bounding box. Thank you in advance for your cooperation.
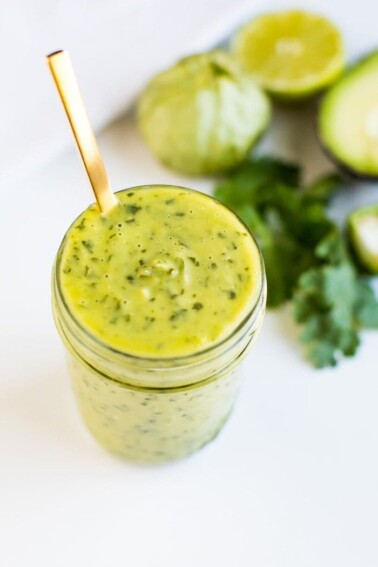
[1,110,378,567]
[1,2,378,566]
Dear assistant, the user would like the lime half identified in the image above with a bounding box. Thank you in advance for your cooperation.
[233,10,344,100]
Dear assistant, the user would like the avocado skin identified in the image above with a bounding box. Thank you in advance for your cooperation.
[319,143,378,182]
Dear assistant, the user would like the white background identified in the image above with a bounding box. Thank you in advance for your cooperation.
[1,1,378,566]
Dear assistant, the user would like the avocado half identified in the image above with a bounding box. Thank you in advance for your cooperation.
[348,204,378,274]
[319,51,378,179]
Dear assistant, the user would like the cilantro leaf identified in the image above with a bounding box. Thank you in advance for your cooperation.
[292,232,378,368]
[355,280,378,328]
[303,173,342,204]
[215,157,300,208]
[213,156,378,368]
[214,157,338,308]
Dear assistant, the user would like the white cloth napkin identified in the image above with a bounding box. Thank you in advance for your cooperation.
[0,0,374,190]
[0,0,253,190]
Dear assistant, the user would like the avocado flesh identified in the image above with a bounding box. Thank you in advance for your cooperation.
[348,205,378,274]
[319,51,378,178]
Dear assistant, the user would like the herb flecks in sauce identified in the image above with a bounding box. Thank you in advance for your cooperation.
[60,187,261,357]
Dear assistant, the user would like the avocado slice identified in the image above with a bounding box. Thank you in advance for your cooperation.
[319,51,378,178]
[348,205,378,273]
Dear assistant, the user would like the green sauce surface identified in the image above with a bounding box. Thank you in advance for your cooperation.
[59,186,261,357]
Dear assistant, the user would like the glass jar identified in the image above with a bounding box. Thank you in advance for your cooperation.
[52,198,266,464]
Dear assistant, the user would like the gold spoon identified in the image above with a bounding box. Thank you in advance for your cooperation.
[47,50,118,213]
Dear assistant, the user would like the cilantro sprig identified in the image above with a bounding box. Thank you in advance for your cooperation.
[214,156,378,367]
[293,232,378,367]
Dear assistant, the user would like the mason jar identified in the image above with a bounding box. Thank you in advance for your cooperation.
[52,191,266,463]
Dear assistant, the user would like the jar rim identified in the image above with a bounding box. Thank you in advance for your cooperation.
[54,184,266,365]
